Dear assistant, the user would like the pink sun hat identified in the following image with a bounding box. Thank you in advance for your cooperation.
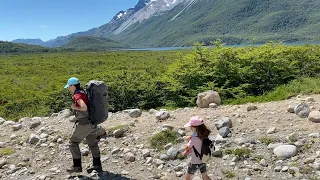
[184,116,204,127]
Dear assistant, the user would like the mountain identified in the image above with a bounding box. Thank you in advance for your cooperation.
[11,39,44,46]
[62,36,129,50]
[12,0,320,48]
[0,41,51,53]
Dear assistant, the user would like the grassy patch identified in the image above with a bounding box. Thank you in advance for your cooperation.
[0,148,15,156]
[225,147,251,158]
[259,137,275,145]
[149,130,179,150]
[252,155,264,163]
[106,124,128,136]
[222,170,236,179]
[226,77,320,105]
[291,162,299,167]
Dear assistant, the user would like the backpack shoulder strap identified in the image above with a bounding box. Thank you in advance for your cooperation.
[192,145,202,159]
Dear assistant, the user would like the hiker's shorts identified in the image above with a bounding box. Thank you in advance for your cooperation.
[187,163,207,174]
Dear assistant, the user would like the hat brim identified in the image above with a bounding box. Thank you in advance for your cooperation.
[64,84,70,89]
[184,123,191,127]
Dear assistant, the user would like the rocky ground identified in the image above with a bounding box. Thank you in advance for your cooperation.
[0,95,319,180]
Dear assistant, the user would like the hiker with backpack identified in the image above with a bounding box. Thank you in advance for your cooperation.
[64,77,108,173]
[182,116,212,180]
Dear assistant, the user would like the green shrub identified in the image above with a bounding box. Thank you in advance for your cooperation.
[149,130,179,150]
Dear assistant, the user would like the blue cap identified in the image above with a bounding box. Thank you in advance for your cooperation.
[64,77,79,88]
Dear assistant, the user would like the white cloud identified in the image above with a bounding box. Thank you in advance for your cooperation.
[40,24,48,29]
[72,20,81,24]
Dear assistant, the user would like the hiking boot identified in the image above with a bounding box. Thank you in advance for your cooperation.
[66,159,82,173]
[87,157,103,173]
[86,165,102,173]
[66,166,82,173]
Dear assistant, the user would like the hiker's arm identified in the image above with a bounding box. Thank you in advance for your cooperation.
[72,99,87,111]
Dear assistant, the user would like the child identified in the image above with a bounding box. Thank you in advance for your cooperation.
[182,116,212,180]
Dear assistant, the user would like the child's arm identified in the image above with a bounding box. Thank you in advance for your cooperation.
[181,136,193,156]
[181,145,190,156]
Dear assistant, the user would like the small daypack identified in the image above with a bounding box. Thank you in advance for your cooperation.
[192,137,215,163]
[85,80,108,125]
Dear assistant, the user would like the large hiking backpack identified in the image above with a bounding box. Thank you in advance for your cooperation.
[85,80,108,125]
[192,137,215,163]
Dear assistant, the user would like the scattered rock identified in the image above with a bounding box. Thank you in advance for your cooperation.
[124,152,135,162]
[313,162,320,170]
[164,143,173,150]
[3,121,15,126]
[0,158,7,168]
[146,157,153,164]
[212,146,223,157]
[38,175,47,180]
[309,133,320,138]
[252,165,262,171]
[305,97,315,102]
[177,129,186,136]
[215,117,232,130]
[0,142,6,148]
[68,116,77,123]
[162,124,174,130]
[153,159,165,166]
[308,111,320,123]
[10,134,17,140]
[260,159,268,167]
[287,104,296,113]
[294,103,310,118]
[247,104,258,111]
[81,148,90,156]
[209,103,218,108]
[167,147,179,159]
[196,90,221,108]
[175,172,184,177]
[287,133,298,142]
[113,129,125,138]
[40,133,49,139]
[156,111,170,121]
[49,167,58,172]
[218,126,231,138]
[235,137,249,145]
[303,157,315,164]
[0,118,5,125]
[273,145,297,158]
[56,138,63,144]
[215,135,227,144]
[149,109,158,114]
[30,120,41,129]
[160,154,170,161]
[12,124,22,131]
[128,109,142,118]
[274,166,282,172]
[57,109,72,119]
[111,148,121,155]
[267,127,276,134]
[141,149,150,158]
[29,134,40,144]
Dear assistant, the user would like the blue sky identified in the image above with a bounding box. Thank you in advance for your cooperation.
[0,0,137,41]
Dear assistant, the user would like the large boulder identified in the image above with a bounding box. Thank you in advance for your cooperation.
[273,145,297,158]
[308,111,320,123]
[0,117,5,125]
[196,90,221,108]
[156,111,170,120]
[56,109,72,119]
[128,109,142,118]
[214,117,232,130]
[294,103,310,118]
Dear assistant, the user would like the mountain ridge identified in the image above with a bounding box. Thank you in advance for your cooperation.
[11,0,320,48]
